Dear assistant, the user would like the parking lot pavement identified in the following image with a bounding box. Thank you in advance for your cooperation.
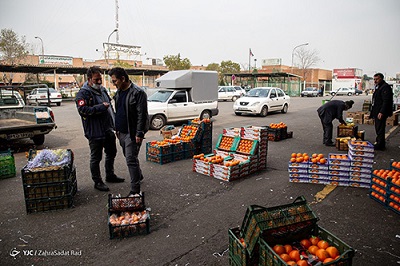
[0,98,399,265]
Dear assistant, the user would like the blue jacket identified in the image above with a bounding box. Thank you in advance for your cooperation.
[75,82,115,140]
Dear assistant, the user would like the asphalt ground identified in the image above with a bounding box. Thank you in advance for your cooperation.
[0,95,399,266]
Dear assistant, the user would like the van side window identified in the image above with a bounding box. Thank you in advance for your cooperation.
[172,91,187,103]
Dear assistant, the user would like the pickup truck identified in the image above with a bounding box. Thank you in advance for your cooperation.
[0,86,56,145]
[148,70,219,130]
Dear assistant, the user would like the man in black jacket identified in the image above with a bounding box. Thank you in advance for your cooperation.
[75,67,124,191]
[317,100,354,146]
[109,67,149,196]
[370,73,394,150]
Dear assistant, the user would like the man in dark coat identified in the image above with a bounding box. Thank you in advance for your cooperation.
[317,100,354,146]
[370,73,394,150]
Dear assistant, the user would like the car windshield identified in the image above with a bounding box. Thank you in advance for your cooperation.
[148,90,173,102]
[37,88,57,93]
[246,88,270,97]
[305,88,314,91]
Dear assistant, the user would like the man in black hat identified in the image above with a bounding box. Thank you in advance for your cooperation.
[370,73,393,150]
[317,100,354,146]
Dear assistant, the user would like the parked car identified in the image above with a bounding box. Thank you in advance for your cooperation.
[218,86,242,101]
[233,87,290,117]
[301,87,320,97]
[330,87,355,96]
[26,88,62,106]
[233,86,246,96]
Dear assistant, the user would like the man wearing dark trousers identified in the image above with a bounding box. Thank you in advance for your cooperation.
[370,73,393,150]
[109,67,149,196]
[75,66,124,192]
[317,100,354,146]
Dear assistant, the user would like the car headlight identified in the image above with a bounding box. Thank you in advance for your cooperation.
[250,102,260,106]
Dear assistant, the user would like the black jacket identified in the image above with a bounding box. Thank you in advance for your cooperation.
[370,81,393,119]
[114,82,149,139]
[317,100,347,124]
[75,82,115,140]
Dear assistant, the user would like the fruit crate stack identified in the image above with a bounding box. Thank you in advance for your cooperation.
[347,141,374,188]
[190,118,213,155]
[337,124,358,138]
[369,160,400,215]
[241,126,268,171]
[21,149,77,213]
[108,192,150,239]
[0,149,16,179]
[267,123,292,142]
[146,141,174,165]
[228,196,355,266]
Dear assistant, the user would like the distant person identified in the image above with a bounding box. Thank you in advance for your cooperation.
[370,73,394,150]
[75,66,124,192]
[109,67,149,196]
[317,100,354,146]
[320,85,324,96]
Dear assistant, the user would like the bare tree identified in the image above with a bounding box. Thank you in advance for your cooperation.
[294,47,320,81]
[0,28,28,64]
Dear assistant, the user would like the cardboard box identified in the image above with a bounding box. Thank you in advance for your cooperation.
[353,118,363,124]
[364,118,374,125]
[386,119,398,126]
[160,125,180,139]
[345,112,357,118]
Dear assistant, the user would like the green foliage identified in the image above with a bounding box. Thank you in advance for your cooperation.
[114,60,133,68]
[220,60,240,74]
[0,28,28,64]
[206,63,220,72]
[163,54,191,70]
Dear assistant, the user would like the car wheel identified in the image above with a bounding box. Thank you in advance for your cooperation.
[32,134,45,145]
[260,106,268,117]
[150,114,166,130]
[200,110,211,120]
[235,112,242,116]
[232,96,238,101]
[331,92,336,96]
[281,104,288,113]
[347,92,353,96]
[57,102,61,106]
[301,95,304,97]
[355,92,359,96]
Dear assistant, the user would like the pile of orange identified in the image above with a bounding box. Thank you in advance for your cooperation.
[372,169,400,180]
[290,153,326,164]
[149,140,169,147]
[191,118,211,124]
[350,140,369,146]
[224,160,240,167]
[163,138,181,144]
[218,136,234,150]
[269,122,287,129]
[193,153,205,160]
[392,161,400,170]
[236,139,255,154]
[371,191,386,203]
[193,154,224,164]
[179,125,199,139]
[329,154,348,160]
[272,236,340,265]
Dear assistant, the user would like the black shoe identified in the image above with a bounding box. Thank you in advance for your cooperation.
[94,181,110,191]
[140,174,144,182]
[325,142,335,147]
[106,175,125,183]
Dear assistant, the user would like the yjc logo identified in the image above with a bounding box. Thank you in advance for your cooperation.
[9,248,20,259]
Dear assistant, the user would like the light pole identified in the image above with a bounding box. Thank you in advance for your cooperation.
[35,36,44,56]
[105,29,118,66]
[291,42,309,73]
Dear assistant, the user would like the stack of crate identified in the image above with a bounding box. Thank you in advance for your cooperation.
[22,149,77,213]
[0,149,16,179]
[241,126,268,171]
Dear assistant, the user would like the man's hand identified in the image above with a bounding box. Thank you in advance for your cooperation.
[135,136,143,144]
[103,102,110,108]
[377,113,383,120]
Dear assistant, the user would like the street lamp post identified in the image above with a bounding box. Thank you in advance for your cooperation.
[105,29,118,66]
[291,42,309,73]
[35,36,44,56]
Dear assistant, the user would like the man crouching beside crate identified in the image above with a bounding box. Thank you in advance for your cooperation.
[317,100,354,147]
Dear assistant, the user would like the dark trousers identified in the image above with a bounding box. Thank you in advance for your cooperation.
[88,132,117,183]
[319,114,333,144]
[118,132,143,194]
[374,117,387,148]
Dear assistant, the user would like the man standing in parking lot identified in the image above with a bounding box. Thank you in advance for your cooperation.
[75,66,124,192]
[317,100,354,146]
[370,73,393,150]
[109,67,149,196]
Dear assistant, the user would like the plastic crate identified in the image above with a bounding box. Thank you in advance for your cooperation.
[108,209,150,239]
[146,142,172,156]
[172,151,185,162]
[228,227,252,266]
[0,149,16,179]
[108,192,145,212]
[267,128,283,141]
[23,167,77,199]
[179,124,203,142]
[236,139,259,155]
[22,164,73,185]
[259,225,355,266]
[25,180,77,213]
[146,153,172,165]
[33,107,54,124]
[240,196,319,257]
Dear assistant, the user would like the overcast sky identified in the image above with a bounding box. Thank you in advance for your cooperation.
[1,0,399,77]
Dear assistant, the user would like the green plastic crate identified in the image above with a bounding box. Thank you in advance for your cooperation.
[240,196,319,257]
[259,225,355,266]
[0,149,16,179]
[228,227,251,266]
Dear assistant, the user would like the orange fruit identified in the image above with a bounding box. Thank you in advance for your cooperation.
[323,258,335,263]
[289,250,301,262]
[297,260,308,266]
[326,246,339,258]
[273,245,286,255]
[308,245,319,255]
[300,239,312,249]
[280,253,291,262]
[287,261,297,266]
[290,158,296,163]
[316,249,330,261]
[319,158,327,164]
[284,244,293,254]
[310,236,320,245]
[317,240,330,249]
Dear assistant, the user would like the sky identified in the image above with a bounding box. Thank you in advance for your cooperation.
[1,0,400,77]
